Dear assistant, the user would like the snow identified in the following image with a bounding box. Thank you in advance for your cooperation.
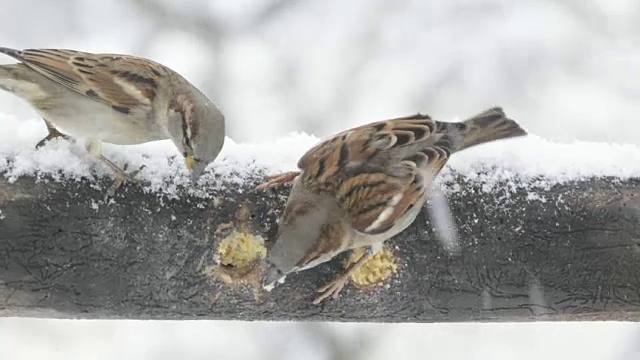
[0,114,318,197]
[1,114,639,199]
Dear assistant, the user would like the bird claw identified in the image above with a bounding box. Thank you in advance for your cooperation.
[123,163,147,178]
[256,171,301,190]
[35,128,71,149]
[104,177,125,203]
[313,276,348,305]
[103,163,147,202]
[311,245,380,304]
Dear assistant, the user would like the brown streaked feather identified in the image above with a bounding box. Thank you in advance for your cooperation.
[296,113,456,235]
[6,48,168,115]
[280,198,315,228]
[294,220,348,269]
[297,113,436,176]
[337,170,424,235]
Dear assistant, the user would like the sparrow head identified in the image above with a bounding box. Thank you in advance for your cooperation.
[262,224,310,292]
[168,90,225,185]
[262,177,349,291]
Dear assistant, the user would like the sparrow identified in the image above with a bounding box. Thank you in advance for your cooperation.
[0,47,225,197]
[258,107,527,304]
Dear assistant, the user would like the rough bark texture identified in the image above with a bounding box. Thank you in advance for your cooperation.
[1,172,639,322]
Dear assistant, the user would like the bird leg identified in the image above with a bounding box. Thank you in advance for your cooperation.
[35,118,71,149]
[313,244,381,304]
[100,156,146,201]
[256,171,301,190]
[85,140,145,200]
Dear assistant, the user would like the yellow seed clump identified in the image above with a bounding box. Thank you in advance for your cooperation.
[347,246,398,288]
[217,231,267,274]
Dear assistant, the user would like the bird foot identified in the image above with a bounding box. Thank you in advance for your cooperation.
[313,275,349,304]
[35,128,71,149]
[256,171,301,190]
[312,245,379,304]
[104,163,147,202]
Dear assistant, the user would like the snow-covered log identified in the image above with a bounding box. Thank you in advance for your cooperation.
[1,116,640,321]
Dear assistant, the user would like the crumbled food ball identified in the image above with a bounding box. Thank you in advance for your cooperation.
[218,231,267,274]
[346,246,398,288]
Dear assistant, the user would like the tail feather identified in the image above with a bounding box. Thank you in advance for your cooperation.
[452,107,527,152]
[0,47,23,62]
[0,47,26,80]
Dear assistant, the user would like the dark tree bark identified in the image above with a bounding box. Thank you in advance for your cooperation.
[0,171,639,322]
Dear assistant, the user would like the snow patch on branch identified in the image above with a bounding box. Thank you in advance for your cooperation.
[1,114,639,199]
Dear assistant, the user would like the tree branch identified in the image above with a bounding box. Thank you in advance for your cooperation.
[1,172,639,322]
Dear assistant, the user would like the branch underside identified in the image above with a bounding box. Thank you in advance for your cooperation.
[0,173,639,322]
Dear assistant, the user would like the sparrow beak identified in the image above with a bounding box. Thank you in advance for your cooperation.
[263,263,287,292]
[186,155,196,171]
[186,155,207,185]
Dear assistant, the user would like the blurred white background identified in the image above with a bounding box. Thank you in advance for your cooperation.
[0,0,639,359]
